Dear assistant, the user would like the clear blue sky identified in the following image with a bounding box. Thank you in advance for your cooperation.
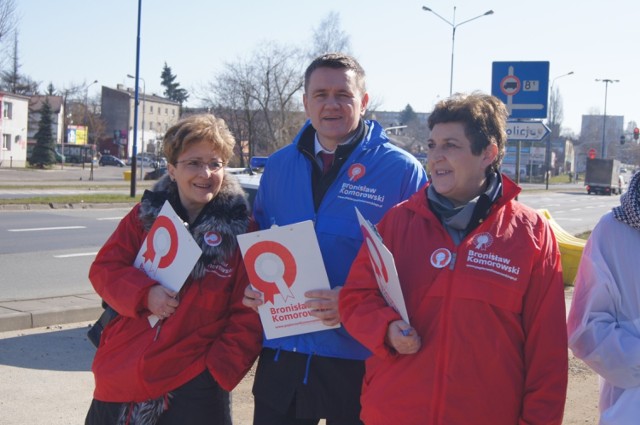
[18,0,640,135]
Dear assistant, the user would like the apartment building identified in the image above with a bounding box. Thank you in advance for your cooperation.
[101,85,180,158]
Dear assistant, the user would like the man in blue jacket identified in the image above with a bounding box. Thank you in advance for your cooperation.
[243,52,427,425]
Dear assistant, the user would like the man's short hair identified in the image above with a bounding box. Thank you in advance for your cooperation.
[304,52,366,95]
[427,92,508,173]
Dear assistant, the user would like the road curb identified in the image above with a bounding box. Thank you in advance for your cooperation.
[0,202,137,211]
[0,294,103,333]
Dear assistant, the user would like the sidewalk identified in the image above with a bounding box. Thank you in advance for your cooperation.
[0,293,103,332]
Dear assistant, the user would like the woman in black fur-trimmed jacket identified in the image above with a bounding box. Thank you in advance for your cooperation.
[85,114,262,425]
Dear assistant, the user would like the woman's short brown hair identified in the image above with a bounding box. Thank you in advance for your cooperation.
[163,114,236,164]
[428,92,508,174]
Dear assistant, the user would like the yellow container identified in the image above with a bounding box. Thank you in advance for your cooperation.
[123,170,132,181]
[538,209,587,286]
[559,241,586,286]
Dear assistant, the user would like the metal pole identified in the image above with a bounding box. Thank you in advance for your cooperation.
[449,7,456,96]
[595,78,619,160]
[127,74,146,180]
[421,6,493,96]
[601,82,608,159]
[140,79,146,180]
[130,0,142,198]
[85,80,98,177]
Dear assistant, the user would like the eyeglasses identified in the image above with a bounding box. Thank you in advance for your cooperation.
[175,159,227,172]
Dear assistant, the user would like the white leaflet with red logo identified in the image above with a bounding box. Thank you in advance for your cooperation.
[355,207,410,324]
[237,220,339,339]
[134,200,202,327]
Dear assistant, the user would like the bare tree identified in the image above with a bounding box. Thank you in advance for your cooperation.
[0,0,16,43]
[0,1,17,79]
[205,42,306,158]
[547,87,564,138]
[1,30,39,94]
[197,13,355,160]
[625,120,638,135]
[309,11,351,57]
[57,83,87,144]
[203,60,264,166]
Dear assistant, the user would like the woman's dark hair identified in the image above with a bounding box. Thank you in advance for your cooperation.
[304,52,366,95]
[428,92,508,173]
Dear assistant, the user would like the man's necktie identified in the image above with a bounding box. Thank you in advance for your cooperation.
[319,151,335,175]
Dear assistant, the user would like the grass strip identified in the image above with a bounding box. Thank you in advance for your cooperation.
[0,193,142,205]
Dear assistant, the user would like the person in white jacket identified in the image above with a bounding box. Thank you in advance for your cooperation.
[568,170,640,425]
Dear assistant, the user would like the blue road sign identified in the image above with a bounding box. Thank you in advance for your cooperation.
[491,61,549,119]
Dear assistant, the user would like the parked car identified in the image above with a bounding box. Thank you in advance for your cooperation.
[126,156,159,168]
[99,155,126,167]
[143,166,168,180]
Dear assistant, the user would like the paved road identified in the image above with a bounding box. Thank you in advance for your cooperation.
[0,166,143,332]
[0,167,602,335]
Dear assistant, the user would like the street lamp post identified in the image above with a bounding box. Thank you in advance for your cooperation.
[595,78,619,159]
[545,71,574,189]
[127,74,145,180]
[85,79,99,180]
[422,5,494,95]
[129,0,143,198]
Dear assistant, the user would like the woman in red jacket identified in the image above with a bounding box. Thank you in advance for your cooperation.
[340,92,568,425]
[85,114,262,425]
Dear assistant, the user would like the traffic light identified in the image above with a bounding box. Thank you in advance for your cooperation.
[634,127,639,141]
[620,135,626,145]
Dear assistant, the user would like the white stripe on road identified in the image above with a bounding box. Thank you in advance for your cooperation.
[54,252,98,258]
[96,217,123,221]
[8,226,87,232]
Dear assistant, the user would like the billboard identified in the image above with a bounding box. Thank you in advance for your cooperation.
[67,125,88,145]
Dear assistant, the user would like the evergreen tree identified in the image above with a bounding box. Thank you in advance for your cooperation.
[400,104,417,125]
[30,98,56,167]
[160,62,189,107]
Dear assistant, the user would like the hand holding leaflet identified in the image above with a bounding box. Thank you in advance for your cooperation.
[237,220,340,339]
[134,200,202,327]
[355,207,410,325]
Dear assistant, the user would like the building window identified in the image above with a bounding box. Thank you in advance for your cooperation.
[3,102,12,119]
[149,122,154,130]
[172,109,175,116]
[165,108,168,115]
[150,105,154,114]
[2,134,10,150]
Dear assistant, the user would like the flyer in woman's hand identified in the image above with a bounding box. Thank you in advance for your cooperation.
[134,200,202,326]
[355,207,410,324]
[237,220,339,339]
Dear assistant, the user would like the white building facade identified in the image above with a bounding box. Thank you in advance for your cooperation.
[0,92,30,168]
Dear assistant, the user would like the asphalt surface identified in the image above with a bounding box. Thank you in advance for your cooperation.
[0,165,148,333]
[0,165,582,334]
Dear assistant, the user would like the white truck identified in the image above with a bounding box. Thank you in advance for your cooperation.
[585,158,623,195]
